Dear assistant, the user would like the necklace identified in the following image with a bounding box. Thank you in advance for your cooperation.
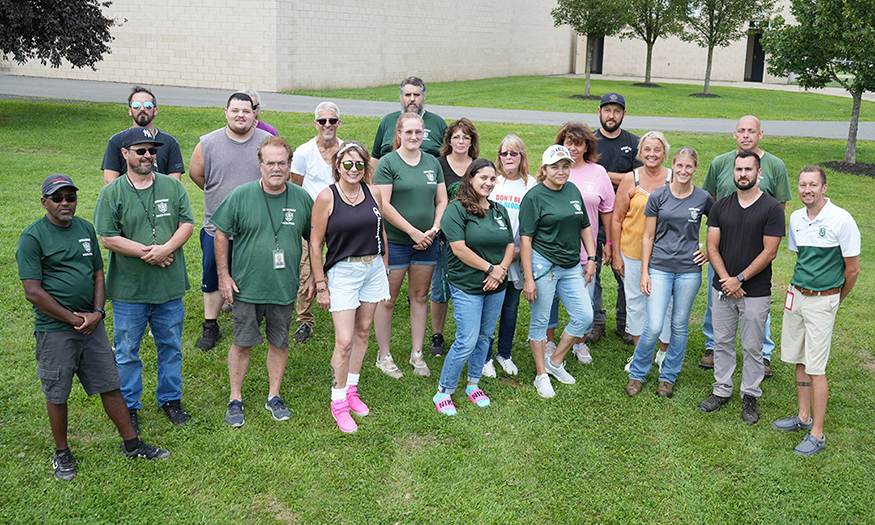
[338,183,362,206]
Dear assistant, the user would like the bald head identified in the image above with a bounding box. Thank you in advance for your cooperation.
[733,115,763,152]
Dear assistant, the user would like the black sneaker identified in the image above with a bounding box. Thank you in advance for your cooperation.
[161,400,191,426]
[429,333,446,357]
[196,321,222,351]
[53,449,76,481]
[121,440,171,459]
[129,408,140,436]
[699,394,731,412]
[294,322,313,343]
[741,394,760,425]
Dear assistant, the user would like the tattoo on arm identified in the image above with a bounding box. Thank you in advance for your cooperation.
[797,381,812,387]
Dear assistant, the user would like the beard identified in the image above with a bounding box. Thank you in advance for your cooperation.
[403,103,423,114]
[132,161,154,176]
[735,177,756,190]
[134,112,154,127]
[600,116,622,133]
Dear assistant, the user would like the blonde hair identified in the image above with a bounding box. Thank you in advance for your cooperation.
[637,131,670,161]
[392,112,424,151]
[496,134,531,183]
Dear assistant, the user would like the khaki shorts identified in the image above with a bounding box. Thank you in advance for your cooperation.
[35,322,120,404]
[780,286,840,375]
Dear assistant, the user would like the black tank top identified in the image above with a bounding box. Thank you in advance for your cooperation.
[324,184,385,272]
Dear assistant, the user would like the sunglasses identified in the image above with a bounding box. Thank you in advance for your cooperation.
[498,151,520,158]
[316,118,339,126]
[46,193,77,203]
[131,147,158,156]
[130,101,155,110]
[341,160,366,171]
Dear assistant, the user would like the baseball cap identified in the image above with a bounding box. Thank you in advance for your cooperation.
[42,174,79,196]
[121,127,164,149]
[542,145,572,166]
[600,92,626,108]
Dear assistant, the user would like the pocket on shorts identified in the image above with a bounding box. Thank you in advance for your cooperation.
[36,367,60,381]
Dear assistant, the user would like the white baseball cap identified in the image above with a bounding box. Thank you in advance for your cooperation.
[542,145,572,166]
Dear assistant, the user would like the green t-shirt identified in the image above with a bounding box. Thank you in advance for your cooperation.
[440,200,513,295]
[16,216,104,332]
[371,110,447,159]
[94,174,193,303]
[519,182,591,269]
[374,151,445,245]
[210,181,313,305]
[702,150,791,201]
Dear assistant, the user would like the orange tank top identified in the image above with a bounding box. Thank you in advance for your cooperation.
[620,168,672,260]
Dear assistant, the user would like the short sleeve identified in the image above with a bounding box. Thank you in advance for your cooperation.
[763,201,786,238]
[210,191,238,237]
[703,192,714,217]
[373,156,395,186]
[644,188,662,217]
[291,142,307,175]
[773,162,792,202]
[707,199,722,229]
[93,188,122,237]
[101,134,124,172]
[598,169,615,213]
[838,211,861,257]
[434,157,445,184]
[518,192,538,238]
[372,118,389,159]
[16,231,43,280]
[786,215,798,252]
[176,181,195,224]
[702,162,717,195]
[165,138,186,174]
[87,222,105,272]
[440,201,467,243]
[300,188,314,241]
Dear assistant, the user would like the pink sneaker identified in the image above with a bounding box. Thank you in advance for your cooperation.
[330,400,358,433]
[346,385,370,416]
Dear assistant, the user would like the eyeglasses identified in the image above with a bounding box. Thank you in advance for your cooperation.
[131,147,158,156]
[46,193,77,203]
[130,102,154,110]
[316,118,339,126]
[451,135,471,142]
[498,151,520,158]
[262,161,289,169]
[341,160,366,171]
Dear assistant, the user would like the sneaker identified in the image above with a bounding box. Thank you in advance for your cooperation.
[161,400,191,426]
[772,414,813,432]
[429,333,446,357]
[794,434,826,457]
[225,399,245,427]
[331,399,358,433]
[495,355,518,375]
[533,374,555,398]
[763,358,773,378]
[545,341,557,357]
[121,440,171,459]
[623,355,633,373]
[294,322,313,343]
[376,353,403,379]
[482,359,497,378]
[625,379,643,396]
[409,349,430,377]
[585,323,605,344]
[52,449,76,481]
[656,381,674,398]
[129,408,140,436]
[698,349,714,369]
[699,394,731,412]
[346,385,369,416]
[572,343,593,364]
[741,394,760,425]
[616,326,633,345]
[544,356,576,385]
[265,396,291,421]
[196,321,222,351]
[655,350,666,373]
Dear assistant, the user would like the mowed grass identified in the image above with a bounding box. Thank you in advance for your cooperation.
[288,75,874,122]
[0,100,873,524]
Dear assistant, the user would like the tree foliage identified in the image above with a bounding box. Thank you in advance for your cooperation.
[763,0,875,163]
[621,0,688,84]
[0,0,115,69]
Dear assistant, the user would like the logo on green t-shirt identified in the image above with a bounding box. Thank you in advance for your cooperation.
[78,238,93,256]
[571,200,583,214]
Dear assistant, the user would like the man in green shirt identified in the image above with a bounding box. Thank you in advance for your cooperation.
[94,127,195,434]
[17,174,169,481]
[371,76,447,162]
[211,137,314,427]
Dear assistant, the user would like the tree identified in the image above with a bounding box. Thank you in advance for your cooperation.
[680,0,776,95]
[0,0,115,69]
[763,0,875,163]
[622,0,688,85]
[552,0,630,97]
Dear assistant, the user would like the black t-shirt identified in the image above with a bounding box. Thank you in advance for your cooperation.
[595,129,643,176]
[707,192,785,297]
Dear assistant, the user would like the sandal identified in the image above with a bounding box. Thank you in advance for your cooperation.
[434,394,457,416]
[467,387,491,408]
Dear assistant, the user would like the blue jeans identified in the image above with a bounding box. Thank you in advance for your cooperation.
[439,284,505,394]
[112,298,185,409]
[527,250,593,341]
[548,274,595,335]
[489,284,522,361]
[629,269,701,384]
[703,264,774,360]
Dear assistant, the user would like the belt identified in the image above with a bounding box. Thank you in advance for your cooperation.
[344,255,377,264]
[793,284,841,297]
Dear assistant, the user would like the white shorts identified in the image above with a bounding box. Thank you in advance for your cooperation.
[326,256,391,312]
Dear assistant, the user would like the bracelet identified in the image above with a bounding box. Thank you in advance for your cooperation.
[605,241,613,246]
[93,308,106,320]
[316,286,328,292]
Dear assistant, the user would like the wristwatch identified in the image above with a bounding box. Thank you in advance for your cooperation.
[736,273,746,283]
[587,256,597,262]
[486,264,494,274]
[93,308,106,320]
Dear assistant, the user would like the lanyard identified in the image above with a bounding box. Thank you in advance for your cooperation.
[260,181,289,250]
[127,175,157,245]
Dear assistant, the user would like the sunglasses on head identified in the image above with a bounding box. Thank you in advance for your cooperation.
[131,147,158,156]
[498,151,520,158]
[316,118,339,126]
[341,160,366,171]
[46,193,77,203]
[130,101,154,110]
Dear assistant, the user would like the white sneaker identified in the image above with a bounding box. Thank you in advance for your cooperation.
[482,359,497,378]
[655,350,667,373]
[495,355,518,375]
[376,353,403,379]
[545,341,557,357]
[572,343,593,364]
[409,349,430,377]
[533,374,555,398]
[544,356,576,384]
[624,355,633,373]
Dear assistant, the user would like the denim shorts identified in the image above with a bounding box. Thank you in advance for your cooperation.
[35,322,120,404]
[326,256,391,312]
[387,241,439,270]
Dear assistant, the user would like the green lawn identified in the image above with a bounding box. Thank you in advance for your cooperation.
[1,100,873,524]
[289,75,874,122]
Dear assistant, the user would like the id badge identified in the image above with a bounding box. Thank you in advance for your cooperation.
[273,249,285,269]
[784,289,794,311]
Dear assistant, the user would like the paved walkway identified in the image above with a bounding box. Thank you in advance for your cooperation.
[2,75,872,140]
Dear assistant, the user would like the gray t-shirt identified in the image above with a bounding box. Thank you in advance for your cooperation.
[645,185,714,273]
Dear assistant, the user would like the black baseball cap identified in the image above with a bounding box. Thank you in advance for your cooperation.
[121,127,164,149]
[600,92,626,108]
[42,174,79,196]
